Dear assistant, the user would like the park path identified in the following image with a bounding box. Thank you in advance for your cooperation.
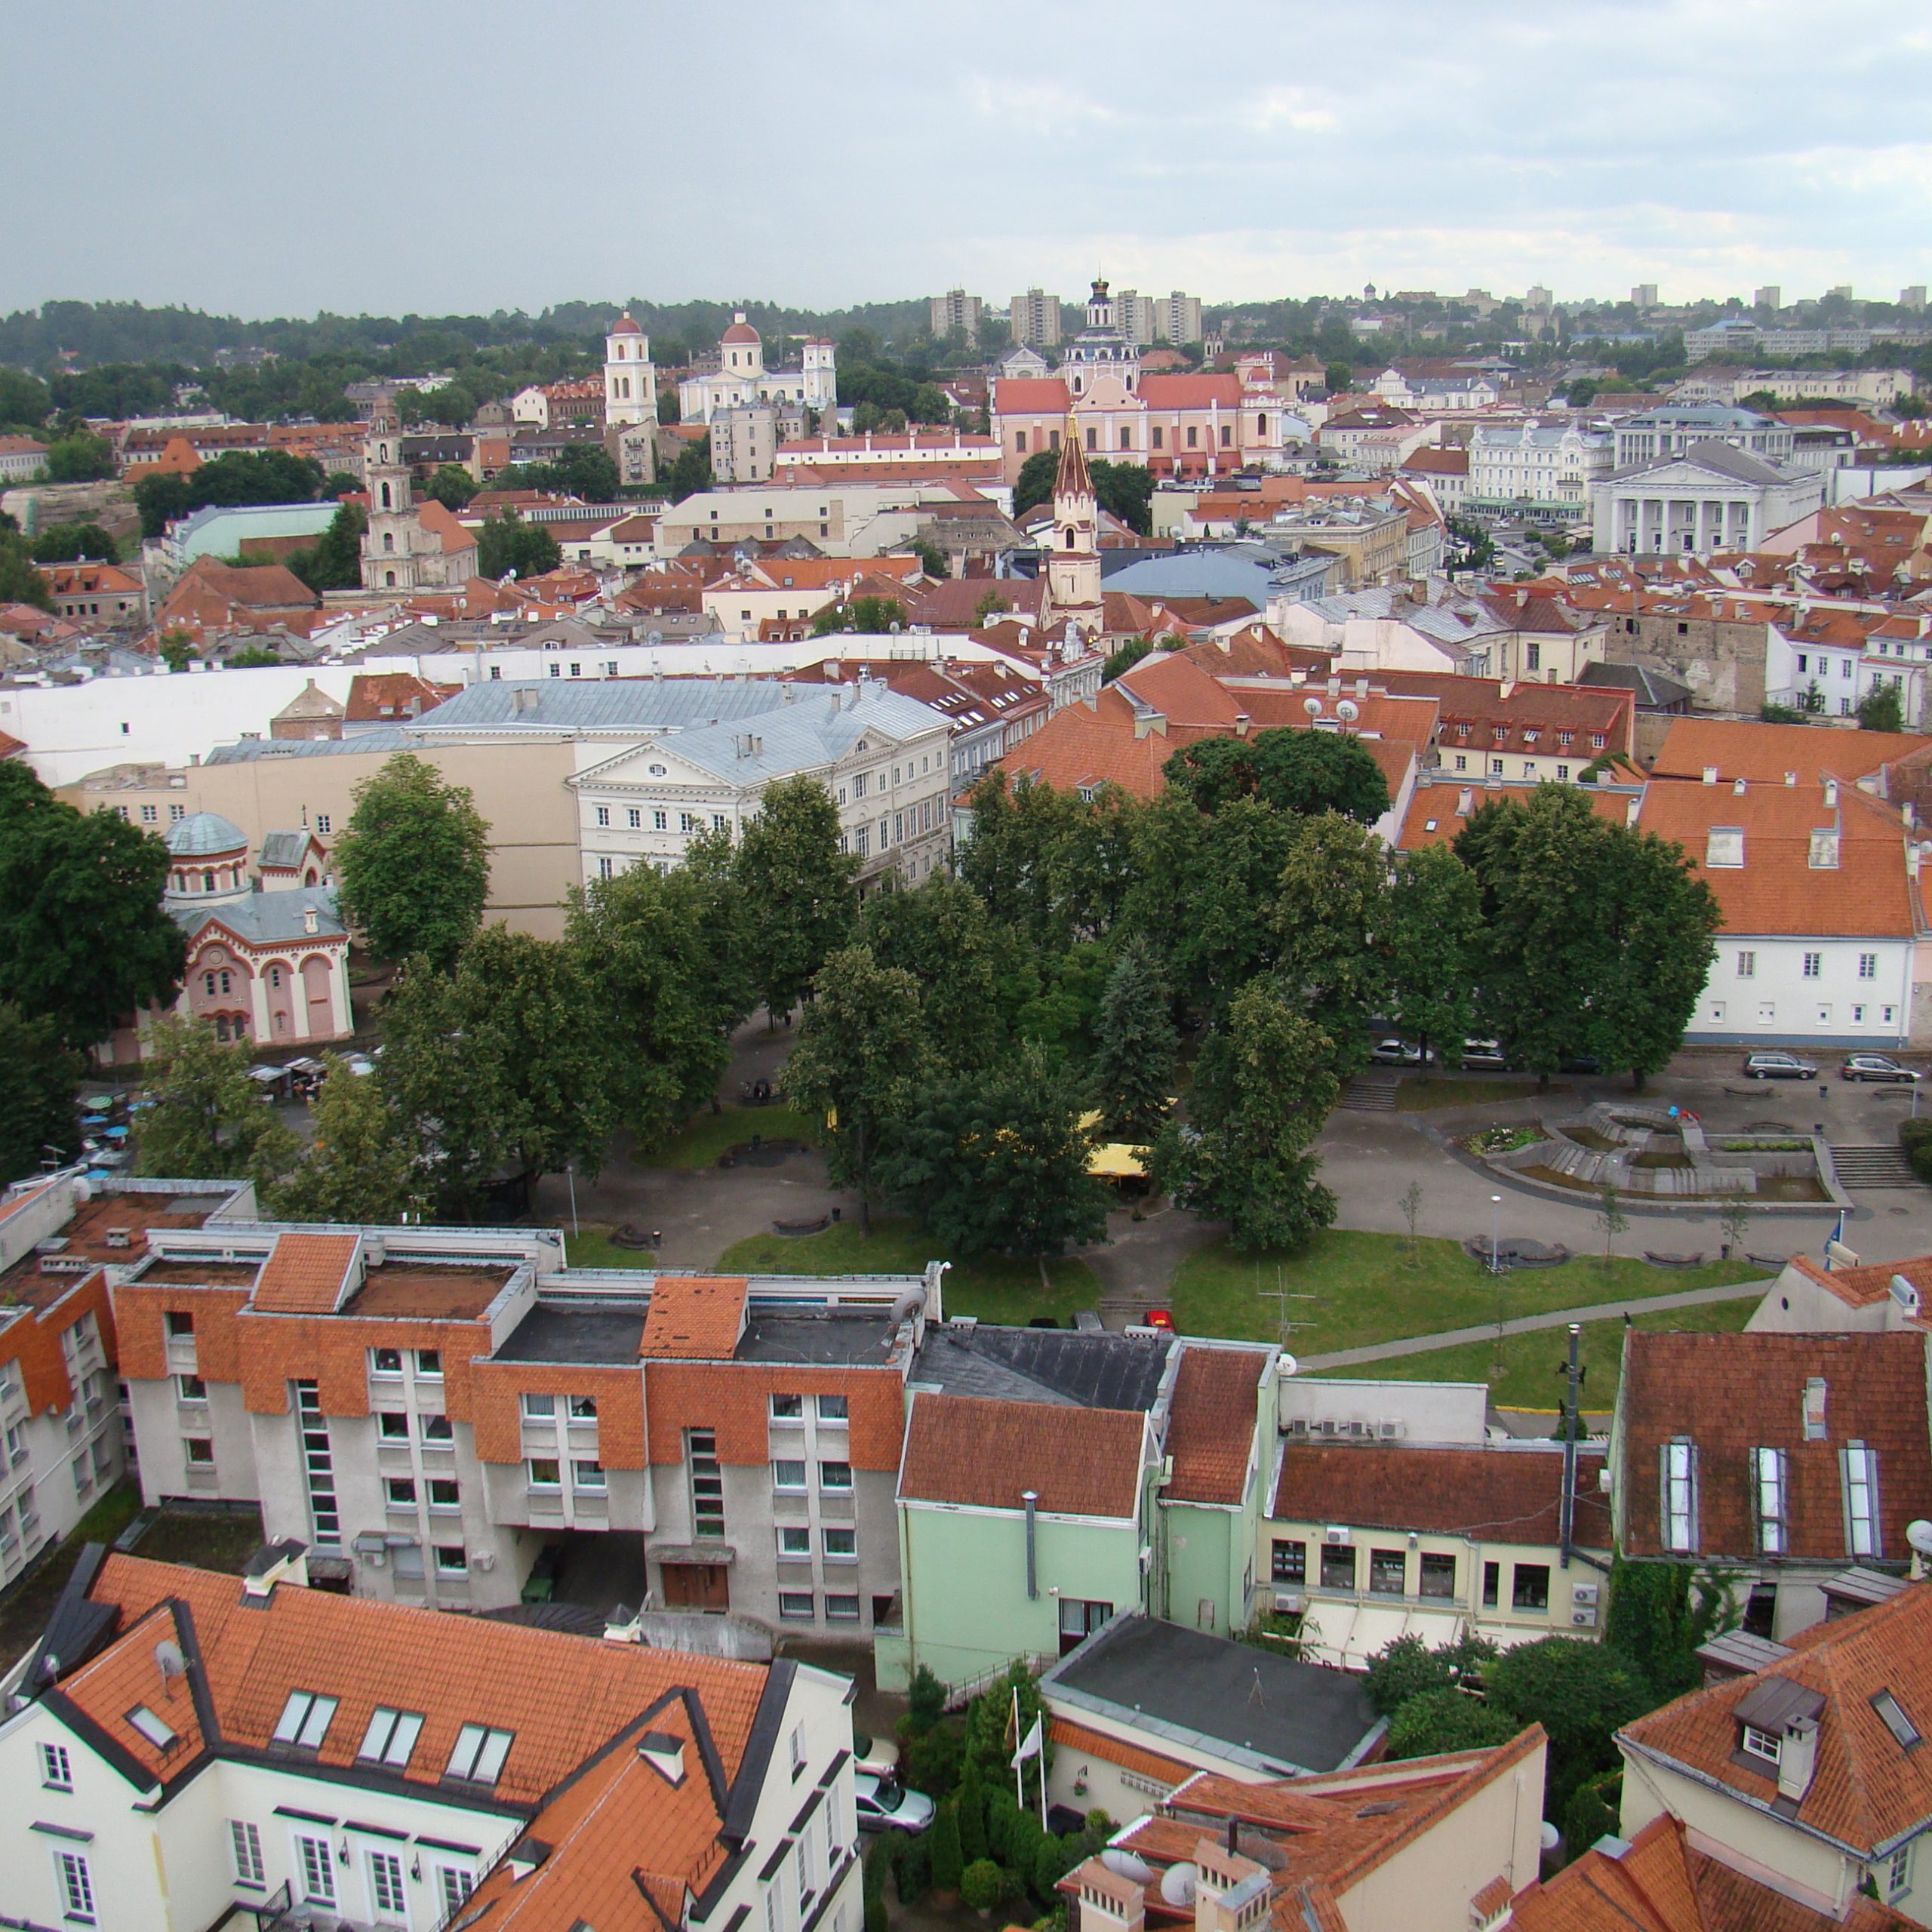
[1296,1277,1772,1371]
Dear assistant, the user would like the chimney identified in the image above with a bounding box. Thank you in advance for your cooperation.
[1733,777,1747,795]
[1784,771,1798,786]
[241,1538,310,1599]
[637,1729,688,1783]
[1778,1717,1820,1802]
[1234,713,1251,738]
[1626,796,1641,826]
[1824,778,1838,808]
[302,904,319,936]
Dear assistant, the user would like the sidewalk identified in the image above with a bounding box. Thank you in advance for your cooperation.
[1297,1277,1772,1371]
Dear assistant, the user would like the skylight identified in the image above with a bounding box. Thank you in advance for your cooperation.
[1874,1691,1921,1750]
[1752,1447,1787,1555]
[1844,1442,1880,1558]
[272,1690,338,1749]
[358,1706,425,1768]
[446,1723,515,1784]
[1663,1438,1697,1553]
[127,1706,177,1750]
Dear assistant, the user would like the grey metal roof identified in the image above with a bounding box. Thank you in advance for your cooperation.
[912,1324,1174,1410]
[204,728,415,764]
[171,886,344,946]
[405,675,821,737]
[257,830,309,869]
[1100,551,1272,605]
[1607,441,1794,485]
[165,811,248,856]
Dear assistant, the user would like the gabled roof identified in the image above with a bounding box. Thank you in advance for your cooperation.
[1616,1330,1932,1561]
[1162,1346,1267,1505]
[1651,716,1932,786]
[1620,1581,1932,1858]
[638,1276,749,1359]
[899,1391,1146,1517]
[253,1232,361,1315]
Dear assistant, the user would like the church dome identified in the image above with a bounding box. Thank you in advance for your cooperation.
[610,311,643,336]
[165,812,249,857]
[721,314,761,346]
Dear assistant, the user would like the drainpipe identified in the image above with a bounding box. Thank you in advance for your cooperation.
[1023,1491,1038,1600]
[1561,1323,1580,1568]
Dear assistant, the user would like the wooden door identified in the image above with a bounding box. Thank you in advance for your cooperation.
[660,1562,730,1611]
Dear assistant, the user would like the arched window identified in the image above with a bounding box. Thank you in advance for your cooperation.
[1257,414,1268,436]
[385,570,396,586]
[382,531,394,552]
[202,869,214,892]
[380,481,392,509]
[379,444,389,464]
[1064,528,1076,550]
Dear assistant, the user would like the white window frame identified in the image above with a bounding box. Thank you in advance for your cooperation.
[230,1818,265,1885]
[1845,1441,1880,1557]
[54,1846,95,1924]
[1663,1438,1697,1552]
[39,1740,72,1790]
[272,1690,338,1749]
[294,1830,337,1905]
[1752,1446,1787,1555]
[1740,1723,1783,1765]
[367,1846,408,1921]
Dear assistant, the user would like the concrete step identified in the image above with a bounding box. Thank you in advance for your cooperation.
[1340,1073,1399,1112]
[1828,1145,1921,1189]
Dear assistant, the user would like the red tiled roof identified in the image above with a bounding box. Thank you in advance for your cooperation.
[251,1232,360,1315]
[1621,1582,1932,1858]
[345,672,460,721]
[1163,1346,1266,1504]
[1272,1444,1609,1548]
[638,1276,749,1359]
[1616,1330,1932,1561]
[1048,1717,1192,1789]
[1651,716,1932,786]
[899,1392,1146,1517]
[1138,374,1243,409]
[993,379,1072,413]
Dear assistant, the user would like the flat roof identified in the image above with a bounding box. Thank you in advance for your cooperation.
[1046,1615,1381,1777]
[495,1304,645,1364]
[345,1262,516,1323]
[912,1325,1174,1410]
[2,1189,230,1312]
[736,1312,900,1365]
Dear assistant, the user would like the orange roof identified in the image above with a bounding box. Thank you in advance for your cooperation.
[1652,716,1932,786]
[1398,777,1635,850]
[638,1276,749,1359]
[994,378,1071,414]
[1163,1347,1265,1504]
[416,497,478,556]
[990,685,1177,800]
[247,1232,361,1315]
[1139,374,1243,409]
[1048,1716,1193,1789]
[900,1392,1146,1517]
[345,671,460,721]
[1621,1580,1932,1858]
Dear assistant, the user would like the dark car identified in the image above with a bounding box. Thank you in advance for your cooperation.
[1745,1051,1819,1080]
[1841,1054,1919,1083]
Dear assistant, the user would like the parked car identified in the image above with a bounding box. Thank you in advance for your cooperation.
[1744,1051,1819,1080]
[853,1731,900,1780]
[1461,1039,1509,1069]
[855,1773,935,1833]
[1841,1054,1920,1083]
[1371,1038,1432,1065]
[1558,1054,1603,1075]
[1143,1308,1176,1331]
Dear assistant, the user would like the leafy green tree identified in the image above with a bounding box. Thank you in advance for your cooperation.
[781,946,934,1232]
[266,1054,423,1223]
[1363,1630,1497,1718]
[1486,1637,1653,1814]
[1384,1688,1519,1760]
[42,432,114,483]
[0,764,184,1048]
[1323,360,1353,394]
[157,628,195,671]
[662,435,713,502]
[1103,635,1155,683]
[972,586,1014,626]
[857,875,1031,1075]
[878,1047,1107,1257]
[380,930,615,1211]
[958,1862,1004,1912]
[1017,940,1113,1069]
[1859,681,1906,733]
[907,536,948,579]
[929,1803,964,1895]
[955,1752,989,1862]
[29,521,118,565]
[732,776,858,1020]
[1384,845,1482,1068]
[0,1002,82,1184]
[334,754,491,971]
[565,836,754,1148]
[0,368,51,429]
[134,449,331,537]
[1089,458,1155,536]
[1089,937,1176,1143]
[287,500,368,593]
[423,463,478,509]
[1178,980,1339,1251]
[1013,447,1061,521]
[475,510,561,580]
[1604,1557,1737,1703]
[134,1016,300,1183]
[1164,729,1390,823]
[0,530,52,611]
[1272,811,1391,1075]
[550,442,620,502]
[812,593,906,635]
[1562,1770,1623,1858]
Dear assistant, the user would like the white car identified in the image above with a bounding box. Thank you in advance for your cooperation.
[853,1730,900,1779]
[854,1772,934,1833]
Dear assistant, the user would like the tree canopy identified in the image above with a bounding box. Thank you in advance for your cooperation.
[0,1003,82,1186]
[732,776,858,1018]
[134,1017,300,1184]
[334,754,491,971]
[1163,728,1391,823]
[475,510,561,580]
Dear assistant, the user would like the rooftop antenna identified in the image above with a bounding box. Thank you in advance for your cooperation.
[1247,1666,1267,1707]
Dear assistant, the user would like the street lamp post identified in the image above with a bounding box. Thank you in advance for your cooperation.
[1490,1194,1503,1275]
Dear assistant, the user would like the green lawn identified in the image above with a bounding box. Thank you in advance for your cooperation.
[1169,1229,1764,1354]
[646,1104,818,1171]
[715,1217,1100,1326]
[1332,1298,1758,1411]
[1392,1078,1555,1112]
[562,1227,657,1270]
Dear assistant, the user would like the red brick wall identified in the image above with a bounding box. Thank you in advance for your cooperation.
[469,1361,648,1469]
[644,1363,904,1470]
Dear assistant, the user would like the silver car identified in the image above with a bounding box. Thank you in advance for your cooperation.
[1841,1054,1919,1083]
[854,1772,935,1833]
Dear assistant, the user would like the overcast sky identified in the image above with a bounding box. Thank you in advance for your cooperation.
[6,0,1930,318]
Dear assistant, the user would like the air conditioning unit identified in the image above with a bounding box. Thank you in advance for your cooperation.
[1349,1420,1374,1441]
[1315,1419,1340,1439]
[1379,1419,1405,1440]
[1571,1607,1598,1627]
[1324,1526,1352,1546]
[473,1550,497,1572]
[1285,1417,1309,1438]
[1275,1592,1306,1616]
[1571,1583,1599,1606]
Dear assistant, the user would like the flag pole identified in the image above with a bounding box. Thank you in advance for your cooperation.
[1012,1687,1023,1807]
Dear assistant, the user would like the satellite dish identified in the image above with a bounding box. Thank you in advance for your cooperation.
[1278,1352,1298,1378]
[1906,1521,1932,1558]
[1336,699,1360,722]
[1303,696,1324,717]
[1159,1864,1198,1907]
[1540,1821,1561,1854]
[155,1639,186,1681]
[1101,1850,1152,1884]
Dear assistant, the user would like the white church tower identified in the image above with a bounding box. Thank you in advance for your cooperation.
[359,404,421,592]
[605,311,657,429]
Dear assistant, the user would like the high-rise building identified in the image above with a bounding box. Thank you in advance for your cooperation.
[1755,285,1782,311]
[1632,283,1660,309]
[1112,289,1158,346]
[1829,285,1854,300]
[1159,291,1204,344]
[1902,286,1927,312]
[930,289,983,338]
[1008,288,1063,347]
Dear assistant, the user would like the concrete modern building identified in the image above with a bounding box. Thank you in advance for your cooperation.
[0,1540,861,1932]
[709,401,785,485]
[931,289,983,338]
[1612,404,1795,468]
[1009,288,1064,348]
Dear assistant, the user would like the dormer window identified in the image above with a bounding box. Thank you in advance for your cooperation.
[1874,1690,1921,1750]
[1740,1723,1783,1766]
[128,1706,177,1750]
[358,1706,425,1768]
[1662,1438,1698,1552]
[1705,828,1744,868]
[1752,1447,1787,1554]
[446,1724,515,1784]
[272,1690,338,1750]
[1844,1441,1880,1557]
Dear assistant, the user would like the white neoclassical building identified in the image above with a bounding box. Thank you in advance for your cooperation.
[678,313,837,426]
[1467,423,1613,518]
[1591,444,1825,558]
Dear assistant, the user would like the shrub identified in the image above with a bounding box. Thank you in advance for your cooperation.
[1561,1769,1623,1864]
[905,1718,964,1796]
[864,1893,888,1932]
[909,1663,946,1733]
[1900,1117,1932,1183]
[985,1788,1020,1865]
[1361,1631,1496,1717]
[930,1801,963,1894]
[1384,1687,1520,1760]
[958,1753,989,1861]
[1033,1832,1079,1901]
[892,1826,931,1903]
[961,1860,1005,1912]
